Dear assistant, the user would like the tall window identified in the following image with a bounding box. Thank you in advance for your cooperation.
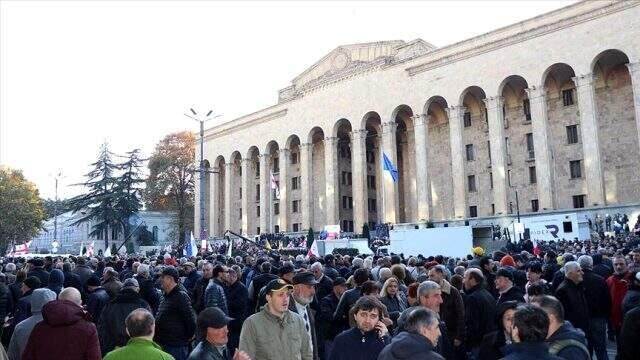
[292,177,300,190]
[273,203,280,215]
[487,141,492,162]
[256,206,261,217]
[255,163,260,177]
[566,125,579,144]
[562,89,574,106]
[238,208,242,219]
[507,169,512,187]
[570,160,582,179]
[468,175,477,192]
[466,144,475,161]
[342,196,348,209]
[272,158,279,173]
[293,223,300,232]
[239,187,242,199]
[256,184,260,201]
[531,199,539,212]
[291,152,299,164]
[523,99,531,121]
[529,166,537,184]
[489,172,493,189]
[526,133,535,159]
[463,112,472,127]
[292,200,300,213]
[491,204,495,215]
[572,195,586,209]
[469,206,478,218]
[368,199,377,212]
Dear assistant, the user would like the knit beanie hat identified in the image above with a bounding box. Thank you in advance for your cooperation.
[500,255,516,268]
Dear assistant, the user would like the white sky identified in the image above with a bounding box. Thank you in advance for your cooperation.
[0,0,576,200]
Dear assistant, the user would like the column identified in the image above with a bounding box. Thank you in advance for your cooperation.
[259,154,270,234]
[224,163,233,232]
[300,143,313,230]
[350,129,368,233]
[485,96,509,215]
[194,173,201,239]
[279,149,290,232]
[626,62,640,167]
[241,158,250,235]
[324,137,340,226]
[446,106,467,218]
[209,167,220,237]
[573,73,605,206]
[526,85,555,210]
[413,114,431,220]
[381,121,399,223]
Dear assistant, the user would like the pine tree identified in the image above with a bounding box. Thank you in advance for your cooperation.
[113,149,145,244]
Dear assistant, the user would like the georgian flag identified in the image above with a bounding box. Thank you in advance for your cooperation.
[271,173,280,200]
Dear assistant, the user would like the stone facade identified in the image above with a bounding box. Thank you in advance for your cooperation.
[197,1,640,237]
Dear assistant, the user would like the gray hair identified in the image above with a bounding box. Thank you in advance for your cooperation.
[310,262,323,272]
[417,280,441,299]
[137,263,150,278]
[352,257,364,268]
[404,307,439,333]
[454,266,466,276]
[577,255,593,270]
[5,263,16,272]
[564,261,581,274]
[379,267,392,282]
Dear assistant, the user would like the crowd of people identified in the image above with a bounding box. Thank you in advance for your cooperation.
[0,232,638,360]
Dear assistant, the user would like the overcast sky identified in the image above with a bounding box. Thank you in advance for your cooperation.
[0,0,576,200]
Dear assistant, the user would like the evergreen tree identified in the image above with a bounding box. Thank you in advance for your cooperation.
[113,149,145,243]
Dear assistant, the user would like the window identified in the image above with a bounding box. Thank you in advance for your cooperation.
[272,159,279,173]
[256,206,260,217]
[469,206,478,218]
[570,160,582,179]
[463,112,472,127]
[341,172,347,185]
[255,163,260,177]
[239,187,242,199]
[505,137,511,159]
[348,172,352,185]
[531,199,539,212]
[274,203,280,215]
[526,133,535,158]
[572,194,586,209]
[256,184,260,201]
[507,169,512,187]
[293,223,300,232]
[292,200,300,213]
[468,175,476,192]
[257,227,260,234]
[523,99,531,121]
[367,175,376,189]
[529,166,537,184]
[466,144,475,161]
[238,208,242,219]
[566,125,579,144]
[489,172,493,189]
[491,204,495,215]
[487,141,492,162]
[112,227,118,240]
[366,151,375,164]
[349,197,353,209]
[562,89,574,106]
[368,199,377,212]
[291,152,299,164]
[274,225,280,233]
[292,177,300,190]
[342,196,348,209]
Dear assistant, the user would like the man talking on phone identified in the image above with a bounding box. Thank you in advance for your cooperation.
[329,296,391,360]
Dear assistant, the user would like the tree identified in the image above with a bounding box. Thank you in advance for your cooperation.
[0,167,46,253]
[42,198,69,220]
[113,149,145,243]
[144,131,196,245]
[66,143,121,251]
[362,223,370,240]
[307,227,315,250]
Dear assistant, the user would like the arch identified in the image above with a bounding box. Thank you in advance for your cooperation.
[360,111,382,131]
[308,126,325,144]
[285,134,301,149]
[590,49,630,73]
[202,159,211,168]
[541,63,576,88]
[423,96,449,115]
[458,86,487,107]
[265,140,280,155]
[214,155,226,169]
[391,104,414,123]
[246,146,260,159]
[498,75,529,96]
[230,151,242,163]
[332,118,353,138]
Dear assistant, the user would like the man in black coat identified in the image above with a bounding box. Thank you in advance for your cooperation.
[378,307,443,360]
[480,257,498,298]
[554,261,590,337]
[97,278,150,355]
[333,268,369,324]
[543,251,560,283]
[577,255,611,360]
[14,276,41,326]
[0,274,13,337]
[27,258,50,287]
[323,254,340,280]
[135,263,160,314]
[318,277,348,358]
[618,306,640,360]
[462,268,497,355]
[86,276,110,324]
[225,265,248,356]
[310,262,333,302]
[247,262,277,313]
[62,262,83,293]
[289,271,319,360]
[496,268,525,305]
[192,262,214,313]
[154,266,197,360]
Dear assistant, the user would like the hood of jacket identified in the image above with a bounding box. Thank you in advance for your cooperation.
[42,300,90,326]
[388,331,436,359]
[48,269,64,286]
[113,288,144,304]
[548,321,586,343]
[30,288,57,313]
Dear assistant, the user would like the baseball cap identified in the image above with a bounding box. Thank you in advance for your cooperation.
[183,262,195,268]
[122,278,139,290]
[496,268,514,281]
[278,264,295,276]
[263,279,293,294]
[292,271,318,285]
[332,277,347,287]
[197,307,233,330]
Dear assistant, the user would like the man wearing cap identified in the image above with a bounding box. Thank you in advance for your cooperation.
[289,271,319,360]
[98,278,151,355]
[27,258,50,287]
[318,277,348,359]
[279,263,296,284]
[86,275,110,323]
[102,267,123,299]
[496,268,525,305]
[14,276,42,326]
[183,262,202,294]
[239,278,312,360]
[188,307,251,360]
[8,288,57,360]
[155,266,197,360]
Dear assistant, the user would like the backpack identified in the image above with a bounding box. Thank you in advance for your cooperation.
[548,339,591,359]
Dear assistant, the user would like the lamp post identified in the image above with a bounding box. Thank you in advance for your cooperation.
[184,108,221,241]
[49,170,65,246]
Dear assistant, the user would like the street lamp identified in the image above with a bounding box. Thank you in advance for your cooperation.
[184,108,222,241]
[48,170,65,246]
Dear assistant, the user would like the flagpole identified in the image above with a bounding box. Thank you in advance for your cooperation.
[270,171,273,234]
[380,142,385,226]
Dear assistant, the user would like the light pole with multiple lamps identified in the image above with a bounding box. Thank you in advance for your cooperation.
[184,108,221,241]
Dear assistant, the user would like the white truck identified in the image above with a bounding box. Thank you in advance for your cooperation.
[511,213,590,242]
[387,226,474,258]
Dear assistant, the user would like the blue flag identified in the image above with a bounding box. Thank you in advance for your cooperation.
[382,152,399,183]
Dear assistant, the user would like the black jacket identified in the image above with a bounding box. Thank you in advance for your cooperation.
[464,284,497,349]
[333,287,362,323]
[581,269,611,318]
[497,286,525,305]
[137,276,160,314]
[63,271,83,293]
[13,290,33,326]
[319,292,343,340]
[86,287,110,323]
[618,307,640,360]
[192,276,212,313]
[154,284,197,346]
[225,280,248,351]
[97,289,151,354]
[9,281,23,309]
[249,272,277,312]
[502,342,563,360]
[546,321,589,360]
[0,283,13,321]
[315,275,333,302]
[543,261,561,283]
[554,279,589,333]
[27,267,50,287]
[478,330,507,360]
[330,327,390,360]
[377,331,443,360]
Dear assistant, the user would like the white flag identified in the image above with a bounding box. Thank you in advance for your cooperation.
[271,173,280,200]
[227,239,233,257]
[307,239,319,258]
[104,245,111,257]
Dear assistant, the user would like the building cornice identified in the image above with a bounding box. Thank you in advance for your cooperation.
[204,108,288,141]
[405,0,638,76]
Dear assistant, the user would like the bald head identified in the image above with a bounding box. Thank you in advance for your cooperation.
[59,287,82,306]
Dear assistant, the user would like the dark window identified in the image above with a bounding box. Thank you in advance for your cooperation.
[367,175,376,189]
[274,203,279,215]
[256,184,260,201]
[368,199,377,212]
[292,200,300,213]
[563,221,573,233]
[562,89,574,106]
[256,206,260,217]
[348,172,352,185]
[239,208,242,219]
[255,163,260,177]
[567,125,579,144]
[292,177,300,190]
[529,166,537,184]
[274,225,280,233]
[570,160,582,179]
[272,158,279,173]
[523,99,531,121]
[152,226,158,242]
[531,199,539,212]
[572,195,586,209]
[487,141,492,162]
[466,144,474,161]
[463,112,472,127]
[491,204,495,215]
[341,172,346,185]
[293,223,299,232]
[291,152,299,164]
[257,227,260,234]
[526,133,535,159]
[507,170,512,187]
[469,206,478,218]
[239,187,242,199]
[349,197,353,209]
[468,175,476,192]
[489,172,493,189]
[342,196,348,209]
